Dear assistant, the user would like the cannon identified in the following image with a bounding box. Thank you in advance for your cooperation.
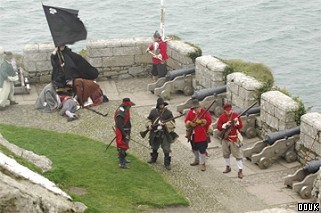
[177,86,226,115]
[166,67,195,81]
[243,126,300,169]
[233,106,260,139]
[153,67,196,99]
[191,86,226,101]
[284,160,321,199]
[14,68,31,94]
[147,67,195,94]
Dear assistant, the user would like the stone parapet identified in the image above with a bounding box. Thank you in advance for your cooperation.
[260,91,299,135]
[23,43,54,83]
[194,55,226,89]
[296,112,321,162]
[23,38,197,83]
[226,72,262,108]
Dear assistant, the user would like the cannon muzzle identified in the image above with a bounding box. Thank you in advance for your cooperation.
[166,67,195,80]
[264,126,300,145]
[191,85,227,101]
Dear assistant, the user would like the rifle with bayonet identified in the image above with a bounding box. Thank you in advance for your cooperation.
[218,101,258,140]
[140,113,185,138]
[186,99,216,143]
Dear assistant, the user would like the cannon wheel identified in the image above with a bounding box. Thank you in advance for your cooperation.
[299,186,312,199]
[258,157,272,169]
[245,127,256,139]
[214,106,224,117]
[183,86,193,96]
[284,150,297,163]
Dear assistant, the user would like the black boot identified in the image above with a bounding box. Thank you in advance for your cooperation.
[118,148,129,169]
[147,150,158,164]
[164,153,171,170]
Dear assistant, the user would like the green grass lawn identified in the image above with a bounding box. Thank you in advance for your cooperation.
[0,124,188,212]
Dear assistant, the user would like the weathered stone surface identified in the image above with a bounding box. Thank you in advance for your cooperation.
[0,135,52,172]
[0,152,86,213]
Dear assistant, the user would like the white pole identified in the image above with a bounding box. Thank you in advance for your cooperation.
[160,0,165,40]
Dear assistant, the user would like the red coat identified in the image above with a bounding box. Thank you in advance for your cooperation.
[217,112,242,142]
[148,40,168,64]
[114,106,131,149]
[185,108,212,143]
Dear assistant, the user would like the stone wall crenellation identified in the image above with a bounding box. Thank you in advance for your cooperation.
[22,38,197,83]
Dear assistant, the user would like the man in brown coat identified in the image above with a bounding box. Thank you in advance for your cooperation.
[73,78,104,108]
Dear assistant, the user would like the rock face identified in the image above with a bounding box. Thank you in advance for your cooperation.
[0,152,86,213]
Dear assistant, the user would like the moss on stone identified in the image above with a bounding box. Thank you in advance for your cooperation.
[185,42,202,63]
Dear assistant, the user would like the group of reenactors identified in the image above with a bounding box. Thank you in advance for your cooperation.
[113,96,244,179]
[1,31,245,179]
[113,30,244,179]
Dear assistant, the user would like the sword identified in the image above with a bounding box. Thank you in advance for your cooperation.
[105,126,116,152]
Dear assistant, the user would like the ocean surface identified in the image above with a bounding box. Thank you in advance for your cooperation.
[0,0,320,111]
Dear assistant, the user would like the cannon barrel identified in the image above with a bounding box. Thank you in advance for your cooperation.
[264,126,300,145]
[191,85,227,100]
[234,106,260,116]
[304,160,321,173]
[166,67,195,81]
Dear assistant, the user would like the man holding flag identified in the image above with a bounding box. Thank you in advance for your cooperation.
[43,4,98,87]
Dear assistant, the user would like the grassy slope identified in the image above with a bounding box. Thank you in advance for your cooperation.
[0,124,188,212]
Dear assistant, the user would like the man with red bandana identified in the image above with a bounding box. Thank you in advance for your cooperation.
[217,103,243,179]
[114,98,135,169]
[185,99,212,171]
[146,31,168,81]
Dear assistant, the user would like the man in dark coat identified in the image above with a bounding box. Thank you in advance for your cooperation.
[51,45,98,88]
[146,98,176,170]
[114,98,135,169]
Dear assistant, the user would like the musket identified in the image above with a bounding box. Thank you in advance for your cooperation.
[218,101,258,140]
[85,107,108,117]
[186,99,216,142]
[140,113,185,138]
[129,137,150,149]
[105,126,116,152]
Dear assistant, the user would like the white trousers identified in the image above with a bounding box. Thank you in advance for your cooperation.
[0,80,15,107]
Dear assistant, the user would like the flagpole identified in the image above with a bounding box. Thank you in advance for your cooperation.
[160,0,165,40]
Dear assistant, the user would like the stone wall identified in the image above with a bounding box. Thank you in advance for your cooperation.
[194,55,226,89]
[296,113,321,163]
[260,91,299,135]
[23,43,54,83]
[23,38,198,83]
[226,72,262,108]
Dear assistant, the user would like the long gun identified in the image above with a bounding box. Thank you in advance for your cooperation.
[186,99,216,142]
[140,113,185,138]
[218,101,258,140]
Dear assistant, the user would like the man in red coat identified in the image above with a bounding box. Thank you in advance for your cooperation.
[217,103,243,179]
[114,98,135,169]
[185,99,212,171]
[146,31,168,81]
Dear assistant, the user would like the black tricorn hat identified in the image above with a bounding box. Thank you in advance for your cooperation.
[156,97,168,108]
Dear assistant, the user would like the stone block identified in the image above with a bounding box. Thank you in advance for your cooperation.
[36,61,51,71]
[113,46,142,56]
[87,48,113,57]
[102,56,134,67]
[265,113,279,130]
[88,57,103,68]
[23,61,37,72]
